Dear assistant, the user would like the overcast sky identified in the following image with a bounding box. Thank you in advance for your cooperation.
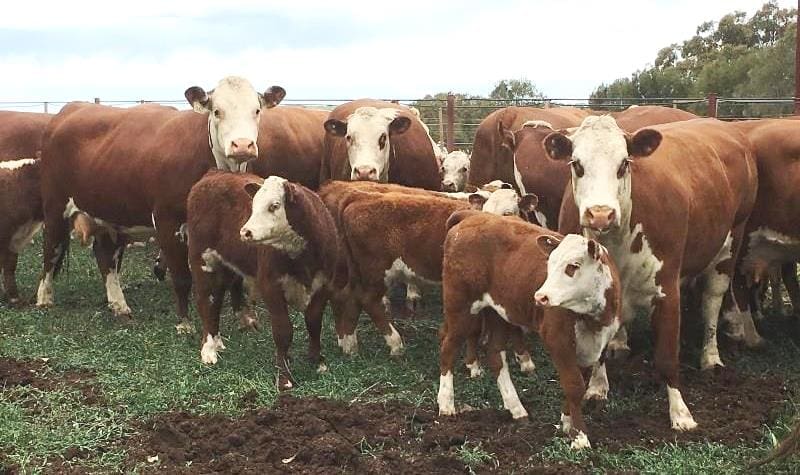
[0,0,795,109]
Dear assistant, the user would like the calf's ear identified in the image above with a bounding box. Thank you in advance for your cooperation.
[261,86,286,109]
[626,129,661,158]
[543,132,572,161]
[324,119,347,137]
[185,86,211,113]
[283,181,299,204]
[587,239,604,261]
[244,181,262,199]
[536,234,562,256]
[389,116,412,135]
[468,193,487,209]
[518,193,539,213]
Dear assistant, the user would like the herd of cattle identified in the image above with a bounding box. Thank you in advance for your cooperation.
[2,75,800,450]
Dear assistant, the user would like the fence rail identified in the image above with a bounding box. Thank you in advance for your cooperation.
[2,93,797,150]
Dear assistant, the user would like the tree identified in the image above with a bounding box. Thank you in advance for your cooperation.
[489,79,544,101]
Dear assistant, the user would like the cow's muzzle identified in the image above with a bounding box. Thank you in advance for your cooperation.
[583,206,617,233]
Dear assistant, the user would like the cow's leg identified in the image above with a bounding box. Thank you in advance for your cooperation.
[484,316,527,419]
[331,288,360,355]
[405,282,421,315]
[750,280,766,322]
[584,362,609,401]
[92,233,132,319]
[36,207,70,309]
[510,328,535,374]
[361,287,404,356]
[767,267,784,316]
[699,233,737,370]
[260,281,294,390]
[605,324,630,359]
[230,277,259,331]
[304,288,329,373]
[1,251,20,305]
[464,313,484,378]
[781,262,800,317]
[195,268,226,365]
[653,280,697,431]
[438,311,469,416]
[152,250,167,281]
[154,212,193,333]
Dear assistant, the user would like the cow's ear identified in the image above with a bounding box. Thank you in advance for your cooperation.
[389,116,411,135]
[587,239,604,261]
[244,181,261,199]
[500,182,513,190]
[627,129,661,158]
[185,86,211,113]
[536,234,562,256]
[283,181,298,204]
[498,121,516,151]
[468,193,487,209]
[518,193,539,213]
[464,183,479,193]
[261,86,286,109]
[324,119,347,137]
[543,132,572,161]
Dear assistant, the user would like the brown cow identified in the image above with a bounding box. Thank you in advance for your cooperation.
[0,111,52,161]
[438,211,621,449]
[467,106,590,189]
[610,105,698,131]
[553,116,757,430]
[187,172,338,389]
[36,77,286,331]
[0,159,43,304]
[321,99,441,190]
[720,119,800,346]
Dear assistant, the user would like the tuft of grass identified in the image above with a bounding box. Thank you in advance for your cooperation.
[456,439,498,474]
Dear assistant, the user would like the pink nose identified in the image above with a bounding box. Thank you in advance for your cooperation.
[442,181,456,191]
[534,293,550,307]
[230,138,257,160]
[240,228,253,241]
[353,166,378,181]
[584,206,616,231]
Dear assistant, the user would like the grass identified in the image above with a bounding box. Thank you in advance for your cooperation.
[1,236,800,473]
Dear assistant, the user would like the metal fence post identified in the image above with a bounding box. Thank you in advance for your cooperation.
[43,102,48,113]
[706,93,718,118]
[94,97,100,104]
[438,106,444,148]
[446,93,455,152]
[795,0,800,114]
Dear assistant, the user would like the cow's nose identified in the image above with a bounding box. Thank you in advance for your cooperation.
[230,138,257,159]
[240,228,253,241]
[442,181,455,191]
[584,206,616,231]
[353,166,378,181]
[534,293,550,307]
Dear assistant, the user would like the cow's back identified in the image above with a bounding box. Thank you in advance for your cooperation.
[322,99,440,190]
[0,160,42,245]
[0,111,52,161]
[612,106,698,132]
[250,107,327,190]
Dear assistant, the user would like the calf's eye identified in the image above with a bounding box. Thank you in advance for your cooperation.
[378,133,387,150]
[268,202,280,212]
[565,263,580,277]
[570,160,584,177]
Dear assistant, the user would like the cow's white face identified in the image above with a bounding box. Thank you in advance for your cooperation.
[543,116,661,233]
[240,176,306,256]
[186,76,286,172]
[441,151,470,192]
[534,234,613,317]
[324,107,412,182]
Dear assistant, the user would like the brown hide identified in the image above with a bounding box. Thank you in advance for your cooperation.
[611,106,698,131]
[468,106,588,187]
[320,99,441,190]
[0,111,52,161]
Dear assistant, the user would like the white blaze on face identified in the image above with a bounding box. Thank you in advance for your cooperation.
[343,107,408,181]
[240,176,306,257]
[535,234,613,316]
[441,151,470,191]
[481,188,520,216]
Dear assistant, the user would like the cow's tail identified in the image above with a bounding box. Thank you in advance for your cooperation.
[445,210,481,233]
[749,418,800,469]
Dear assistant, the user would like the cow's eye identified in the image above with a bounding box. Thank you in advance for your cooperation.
[617,158,631,178]
[378,133,387,150]
[440,166,445,173]
[570,160,584,177]
[502,211,515,216]
[213,109,221,118]
[565,263,580,277]
[345,135,352,143]
[461,167,468,173]
[268,202,280,212]
[255,109,260,115]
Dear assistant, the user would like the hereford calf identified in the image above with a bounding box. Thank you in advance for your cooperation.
[438,211,621,449]
[187,172,338,389]
[440,151,471,192]
[0,159,43,304]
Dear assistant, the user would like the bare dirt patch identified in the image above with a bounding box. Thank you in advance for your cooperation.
[0,357,103,405]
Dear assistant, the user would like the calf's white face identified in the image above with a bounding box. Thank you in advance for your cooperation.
[324,106,412,182]
[543,116,661,232]
[240,176,306,256]
[534,234,613,317]
[441,151,470,191]
[186,76,286,171]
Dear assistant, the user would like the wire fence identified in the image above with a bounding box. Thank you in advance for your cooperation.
[1,95,797,150]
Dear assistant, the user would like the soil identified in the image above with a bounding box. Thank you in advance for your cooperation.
[123,358,787,474]
[0,357,103,405]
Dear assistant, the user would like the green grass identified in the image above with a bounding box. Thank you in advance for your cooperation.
[1,237,800,473]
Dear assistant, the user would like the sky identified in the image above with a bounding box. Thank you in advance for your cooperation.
[0,0,796,110]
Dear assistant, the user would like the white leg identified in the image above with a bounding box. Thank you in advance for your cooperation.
[406,283,421,311]
[35,271,54,307]
[465,360,483,378]
[606,325,630,357]
[384,323,404,356]
[723,307,764,348]
[437,371,456,416]
[105,269,132,317]
[700,269,729,370]
[200,334,223,364]
[667,385,697,431]
[515,352,536,374]
[584,362,609,400]
[496,351,528,419]
[337,332,358,355]
[560,413,573,434]
[570,431,591,450]
[175,321,196,334]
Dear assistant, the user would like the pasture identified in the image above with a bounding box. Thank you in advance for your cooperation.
[0,236,797,474]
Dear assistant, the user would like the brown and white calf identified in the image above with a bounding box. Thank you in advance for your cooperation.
[0,158,43,304]
[438,211,621,449]
[440,151,471,192]
[553,116,757,430]
[319,180,538,363]
[187,172,339,389]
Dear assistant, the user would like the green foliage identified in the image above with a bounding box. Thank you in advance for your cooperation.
[591,1,798,117]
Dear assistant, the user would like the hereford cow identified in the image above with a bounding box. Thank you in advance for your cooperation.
[188,172,338,389]
[438,211,621,449]
[0,111,52,162]
[0,159,43,304]
[440,151,471,192]
[610,105,697,131]
[320,99,441,189]
[468,106,589,189]
[720,119,800,345]
[36,76,285,331]
[319,181,539,362]
[553,116,757,430]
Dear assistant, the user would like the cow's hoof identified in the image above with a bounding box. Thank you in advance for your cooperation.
[337,334,358,355]
[584,386,608,401]
[570,432,592,450]
[700,353,724,371]
[276,374,294,391]
[152,265,166,282]
[606,341,630,360]
[175,321,195,334]
[466,361,483,379]
[743,334,766,349]
[238,315,260,332]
